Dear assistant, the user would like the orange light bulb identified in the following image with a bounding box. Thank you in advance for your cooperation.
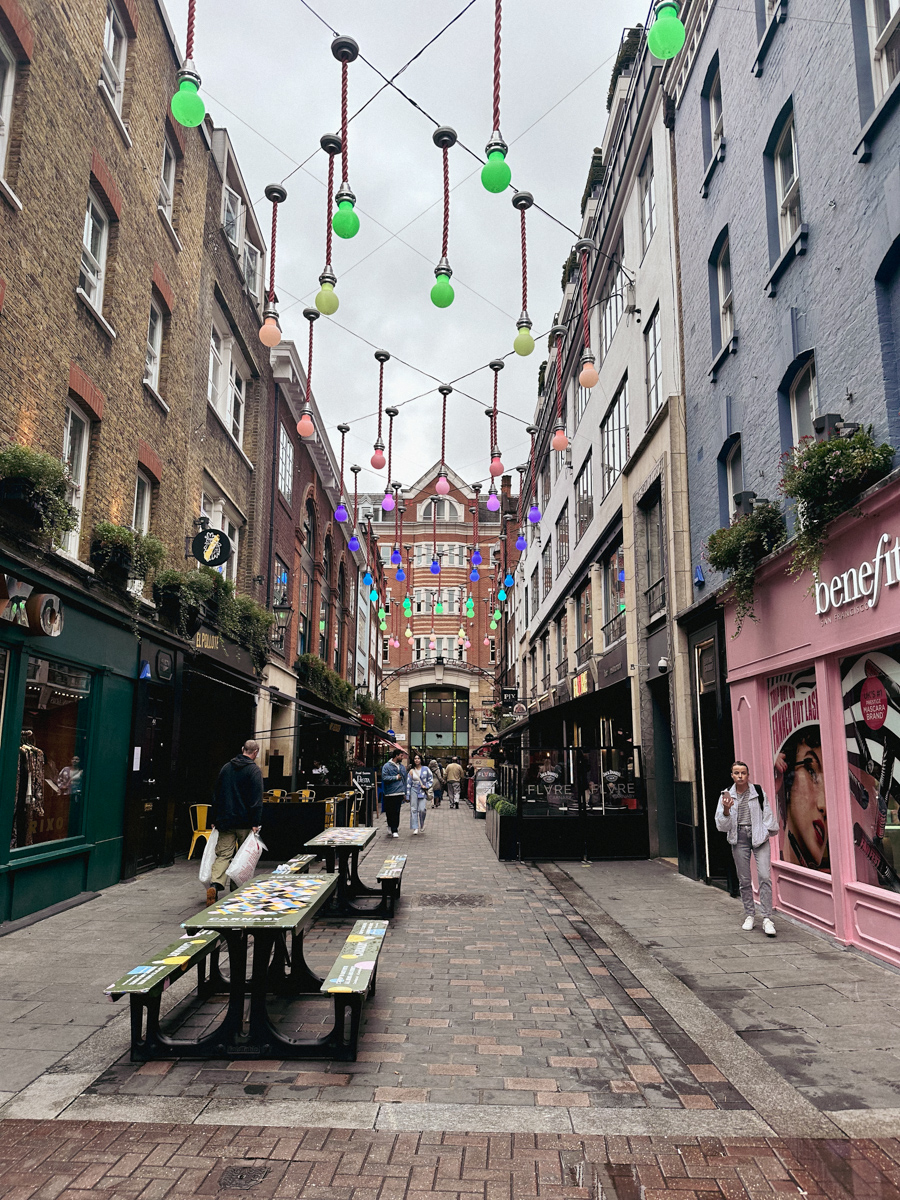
[259,317,281,348]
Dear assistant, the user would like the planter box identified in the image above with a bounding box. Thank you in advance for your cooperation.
[91,541,134,587]
[0,479,46,534]
[485,805,518,861]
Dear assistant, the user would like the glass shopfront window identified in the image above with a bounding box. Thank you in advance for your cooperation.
[768,667,828,873]
[11,656,91,849]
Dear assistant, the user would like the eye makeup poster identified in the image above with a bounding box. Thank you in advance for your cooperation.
[768,668,829,872]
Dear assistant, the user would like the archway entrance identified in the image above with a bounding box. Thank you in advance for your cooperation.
[408,687,470,760]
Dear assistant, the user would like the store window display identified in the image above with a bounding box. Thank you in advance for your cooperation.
[769,667,829,872]
[10,657,91,848]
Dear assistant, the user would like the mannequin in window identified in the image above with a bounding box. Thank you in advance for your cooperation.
[12,730,45,848]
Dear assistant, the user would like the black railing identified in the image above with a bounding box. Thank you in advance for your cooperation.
[602,610,626,646]
[556,660,568,681]
[541,673,550,692]
[575,637,593,665]
[646,576,666,617]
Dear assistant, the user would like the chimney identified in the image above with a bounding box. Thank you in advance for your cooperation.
[500,474,511,498]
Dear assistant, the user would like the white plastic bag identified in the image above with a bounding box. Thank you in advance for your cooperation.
[198,828,219,886]
[225,831,267,886]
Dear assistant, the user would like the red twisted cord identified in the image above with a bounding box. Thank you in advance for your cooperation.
[433,501,437,557]
[386,412,394,487]
[306,319,314,406]
[341,61,349,181]
[185,0,196,59]
[268,198,278,302]
[393,488,399,544]
[473,491,479,544]
[377,361,384,440]
[441,147,450,258]
[492,0,502,131]
[353,471,358,527]
[398,503,403,551]
[529,431,536,500]
[325,151,335,266]
[440,393,447,468]
[556,333,564,424]
[520,208,528,310]
[492,373,499,447]
[580,249,591,350]
[339,428,345,498]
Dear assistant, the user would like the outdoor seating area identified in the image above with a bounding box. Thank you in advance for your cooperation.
[104,827,397,1064]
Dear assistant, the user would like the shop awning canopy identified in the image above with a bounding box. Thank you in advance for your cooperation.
[296,697,362,731]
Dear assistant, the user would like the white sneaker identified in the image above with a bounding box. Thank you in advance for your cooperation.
[392,832,399,838]
[763,918,776,937]
[741,915,754,931]
[413,829,418,835]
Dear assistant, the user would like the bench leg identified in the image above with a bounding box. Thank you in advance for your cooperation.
[129,994,163,1062]
[332,994,364,1060]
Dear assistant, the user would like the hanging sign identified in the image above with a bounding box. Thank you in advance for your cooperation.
[0,576,64,636]
[572,669,591,698]
[191,527,232,568]
[501,688,518,707]
[360,713,375,726]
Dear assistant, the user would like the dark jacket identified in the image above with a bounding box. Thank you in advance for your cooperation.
[211,754,263,830]
[381,759,407,797]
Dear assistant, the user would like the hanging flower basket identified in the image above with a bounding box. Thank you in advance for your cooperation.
[0,444,78,544]
[706,501,787,636]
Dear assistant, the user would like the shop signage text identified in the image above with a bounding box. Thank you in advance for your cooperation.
[815,532,900,619]
[572,670,590,698]
[0,575,64,636]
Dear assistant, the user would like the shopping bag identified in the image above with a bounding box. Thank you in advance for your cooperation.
[198,828,219,886]
[225,831,267,886]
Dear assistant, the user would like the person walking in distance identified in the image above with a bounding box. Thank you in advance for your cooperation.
[429,757,444,807]
[406,752,433,835]
[207,739,264,906]
[444,756,464,808]
[380,748,407,839]
[715,760,780,936]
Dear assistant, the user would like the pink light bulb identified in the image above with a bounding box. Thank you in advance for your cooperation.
[483,636,489,646]
[435,475,450,495]
[464,639,470,649]
[371,449,386,470]
[489,455,504,477]
[259,317,281,348]
[551,428,569,452]
[297,412,314,438]
[429,638,436,650]
[579,361,599,389]
[382,491,395,512]
[486,492,500,512]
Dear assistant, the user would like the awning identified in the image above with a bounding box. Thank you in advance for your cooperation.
[296,697,362,731]
[497,715,530,739]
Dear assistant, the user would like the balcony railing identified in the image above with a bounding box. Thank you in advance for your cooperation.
[541,673,550,692]
[646,576,667,617]
[575,637,593,666]
[556,660,568,681]
[602,610,627,647]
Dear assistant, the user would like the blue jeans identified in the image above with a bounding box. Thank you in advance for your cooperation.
[409,792,427,830]
[732,827,772,918]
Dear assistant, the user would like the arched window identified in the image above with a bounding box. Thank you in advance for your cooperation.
[335,565,346,673]
[319,536,333,660]
[422,497,460,522]
[303,500,316,556]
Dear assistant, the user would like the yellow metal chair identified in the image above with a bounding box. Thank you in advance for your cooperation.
[298,788,315,803]
[265,790,286,803]
[188,804,211,860]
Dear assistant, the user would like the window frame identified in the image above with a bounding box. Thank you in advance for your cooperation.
[0,32,15,179]
[709,70,724,153]
[223,184,244,250]
[717,237,734,347]
[726,437,744,508]
[555,504,569,573]
[574,455,594,544]
[278,423,294,503]
[600,378,630,498]
[207,308,250,448]
[639,145,656,254]
[159,132,177,221]
[774,113,801,252]
[145,298,163,391]
[100,0,128,113]
[79,190,109,312]
[62,404,90,557]
[645,305,662,417]
[789,357,817,445]
[132,469,152,535]
[541,540,553,600]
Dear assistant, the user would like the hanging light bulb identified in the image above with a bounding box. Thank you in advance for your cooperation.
[431,260,455,309]
[370,588,379,603]
[335,424,350,522]
[516,533,527,551]
[391,548,402,565]
[492,608,501,621]
[435,600,444,615]
[647,0,686,58]
[349,535,360,552]
[382,490,395,512]
[483,635,490,646]
[297,408,314,438]
[315,266,339,315]
[482,134,511,193]
[335,503,348,522]
[429,635,437,650]
[487,484,500,512]
[435,469,450,496]
[489,453,504,477]
[171,66,205,127]
[331,36,361,238]
[472,548,483,566]
[551,423,569,452]
[504,573,514,588]
[490,619,498,630]
[528,504,541,524]
[464,638,471,649]
[470,569,480,583]
[405,626,412,639]
[377,607,386,620]
[371,439,386,471]
[259,304,282,348]
[514,319,535,357]
[430,558,441,575]
[363,570,373,587]
[579,349,599,390]
[396,567,405,581]
[498,588,507,602]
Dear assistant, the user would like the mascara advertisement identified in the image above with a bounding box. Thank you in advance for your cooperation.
[768,668,829,872]
[841,646,900,894]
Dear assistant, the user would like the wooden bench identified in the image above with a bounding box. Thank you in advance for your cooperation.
[105,930,222,1061]
[271,853,316,876]
[320,919,388,1059]
[375,855,408,917]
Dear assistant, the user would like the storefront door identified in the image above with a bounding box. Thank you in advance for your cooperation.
[133,684,174,873]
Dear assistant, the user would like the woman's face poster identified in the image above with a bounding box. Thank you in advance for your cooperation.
[768,668,829,871]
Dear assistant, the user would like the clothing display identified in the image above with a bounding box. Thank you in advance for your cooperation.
[12,733,45,849]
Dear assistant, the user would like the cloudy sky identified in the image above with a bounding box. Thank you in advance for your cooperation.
[166,0,643,495]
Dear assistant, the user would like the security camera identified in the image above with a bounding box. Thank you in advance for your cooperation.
[657,657,669,673]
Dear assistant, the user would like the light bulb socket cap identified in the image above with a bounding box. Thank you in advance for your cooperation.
[337,422,350,434]
[653,0,680,14]
[434,256,453,280]
[335,183,356,207]
[490,445,501,459]
[176,60,201,89]
[331,35,360,62]
[525,425,538,436]
[516,311,533,332]
[374,348,391,363]
[350,463,361,474]
[489,358,504,373]
[553,420,567,436]
[580,348,596,367]
[438,383,453,397]
[262,301,280,324]
[303,307,320,323]
[320,132,342,155]
[485,130,508,158]
[575,237,595,255]
[512,190,533,210]
[373,437,385,452]
[550,323,567,340]
[433,125,458,149]
[318,264,337,287]
[265,184,288,204]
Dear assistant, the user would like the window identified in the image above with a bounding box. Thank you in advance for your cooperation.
[62,405,89,556]
[575,381,591,426]
[717,237,734,347]
[541,461,551,512]
[542,541,552,599]
[645,493,664,591]
[423,497,459,521]
[0,33,16,177]
[530,568,539,618]
[100,1,128,112]
[243,242,262,302]
[709,71,724,155]
[774,113,801,252]
[600,378,630,497]
[382,637,390,663]
[159,134,177,220]
[645,306,662,416]
[603,546,626,645]
[639,146,656,252]
[576,583,592,649]
[726,437,744,507]
[303,500,316,557]
[278,424,293,503]
[132,470,151,534]
[79,192,109,312]
[274,556,289,604]
[790,358,817,444]
[556,505,569,572]
[556,612,567,671]
[487,637,496,664]
[575,455,593,542]
[208,312,249,446]
[869,0,900,100]
[223,185,243,249]
[600,239,626,361]
[145,299,163,390]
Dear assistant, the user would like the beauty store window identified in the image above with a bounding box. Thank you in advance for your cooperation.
[11,657,91,849]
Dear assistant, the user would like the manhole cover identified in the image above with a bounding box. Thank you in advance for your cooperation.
[413,893,491,907]
[219,1164,270,1190]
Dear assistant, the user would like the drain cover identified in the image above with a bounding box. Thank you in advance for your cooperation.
[413,893,491,907]
[219,1164,270,1190]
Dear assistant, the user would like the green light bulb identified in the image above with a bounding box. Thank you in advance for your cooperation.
[498,589,507,602]
[315,282,339,315]
[514,327,535,356]
[647,2,686,59]
[332,199,360,240]
[490,619,498,630]
[171,78,205,128]
[481,149,511,194]
[378,607,385,620]
[493,608,501,621]
[380,622,387,631]
[435,602,444,615]
[431,274,454,308]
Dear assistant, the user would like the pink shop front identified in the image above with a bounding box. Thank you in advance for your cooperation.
[726,474,900,969]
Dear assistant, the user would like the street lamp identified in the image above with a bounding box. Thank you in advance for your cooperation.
[271,594,293,648]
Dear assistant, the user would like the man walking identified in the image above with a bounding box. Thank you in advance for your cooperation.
[715,760,779,936]
[444,756,464,808]
[206,739,264,906]
[381,747,407,838]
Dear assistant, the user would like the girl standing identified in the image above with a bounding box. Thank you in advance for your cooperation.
[406,753,433,835]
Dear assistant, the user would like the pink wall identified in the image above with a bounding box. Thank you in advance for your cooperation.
[723,477,900,968]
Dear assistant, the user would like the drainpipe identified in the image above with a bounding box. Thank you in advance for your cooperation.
[266,381,279,610]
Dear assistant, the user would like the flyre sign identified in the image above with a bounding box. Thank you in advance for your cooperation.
[815,532,900,619]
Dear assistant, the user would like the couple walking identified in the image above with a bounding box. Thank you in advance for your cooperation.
[380,749,432,836]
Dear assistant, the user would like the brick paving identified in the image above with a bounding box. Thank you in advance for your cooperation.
[1,1119,900,1198]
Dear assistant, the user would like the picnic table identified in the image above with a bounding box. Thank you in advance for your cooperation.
[305,826,380,915]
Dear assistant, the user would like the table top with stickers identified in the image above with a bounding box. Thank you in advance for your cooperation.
[304,826,378,850]
[182,873,337,932]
